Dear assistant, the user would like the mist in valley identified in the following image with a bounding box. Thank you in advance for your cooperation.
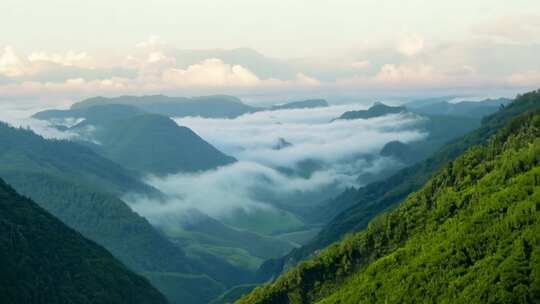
[125,105,427,236]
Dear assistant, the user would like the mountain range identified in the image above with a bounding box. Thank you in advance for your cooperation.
[237,90,540,304]
[2,91,537,304]
[255,91,540,285]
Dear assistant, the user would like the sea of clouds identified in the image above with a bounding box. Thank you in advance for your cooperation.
[0,100,428,228]
[128,105,427,227]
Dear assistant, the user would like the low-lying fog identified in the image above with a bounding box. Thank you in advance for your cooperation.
[128,105,427,228]
[0,101,428,230]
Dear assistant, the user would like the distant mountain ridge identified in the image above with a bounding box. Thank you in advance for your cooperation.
[35,95,331,122]
[89,113,236,175]
[270,99,328,111]
[34,103,237,176]
[408,97,511,118]
[335,102,406,120]
[71,95,260,118]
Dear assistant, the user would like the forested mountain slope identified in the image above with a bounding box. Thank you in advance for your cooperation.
[238,95,540,304]
[0,123,192,273]
[0,122,156,196]
[257,90,540,282]
[90,114,236,175]
[34,105,236,176]
[0,121,260,304]
[0,178,167,304]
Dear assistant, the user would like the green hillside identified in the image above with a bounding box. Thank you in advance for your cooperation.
[257,91,540,281]
[0,119,274,304]
[34,104,236,176]
[0,178,167,304]
[238,93,540,304]
[0,122,156,196]
[91,114,236,175]
[0,123,193,273]
[0,123,230,303]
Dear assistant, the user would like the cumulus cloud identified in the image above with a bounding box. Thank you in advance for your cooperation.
[1,22,539,104]
[0,46,96,78]
[28,50,90,67]
[396,33,425,56]
[162,58,261,87]
[375,63,437,84]
[0,46,30,77]
[136,35,168,51]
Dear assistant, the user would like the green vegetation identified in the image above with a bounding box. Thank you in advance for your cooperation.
[0,122,156,196]
[211,285,258,304]
[275,228,321,247]
[35,104,237,176]
[221,208,305,235]
[0,123,193,274]
[257,91,540,281]
[0,178,167,304]
[145,272,226,304]
[0,122,247,303]
[162,210,296,271]
[91,113,236,175]
[237,92,540,304]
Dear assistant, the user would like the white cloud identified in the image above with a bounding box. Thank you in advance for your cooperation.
[162,58,261,87]
[136,35,167,50]
[396,33,425,56]
[294,73,321,86]
[128,161,354,221]
[175,105,425,168]
[28,50,89,67]
[1,25,539,104]
[0,102,79,139]
[128,105,426,224]
[0,46,29,77]
[375,63,436,83]
[147,51,169,63]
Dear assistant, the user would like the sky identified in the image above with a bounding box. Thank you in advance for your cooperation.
[0,0,539,106]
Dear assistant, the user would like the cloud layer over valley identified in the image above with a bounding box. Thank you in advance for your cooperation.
[127,105,426,228]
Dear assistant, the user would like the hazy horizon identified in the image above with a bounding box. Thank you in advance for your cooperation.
[1,1,539,108]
